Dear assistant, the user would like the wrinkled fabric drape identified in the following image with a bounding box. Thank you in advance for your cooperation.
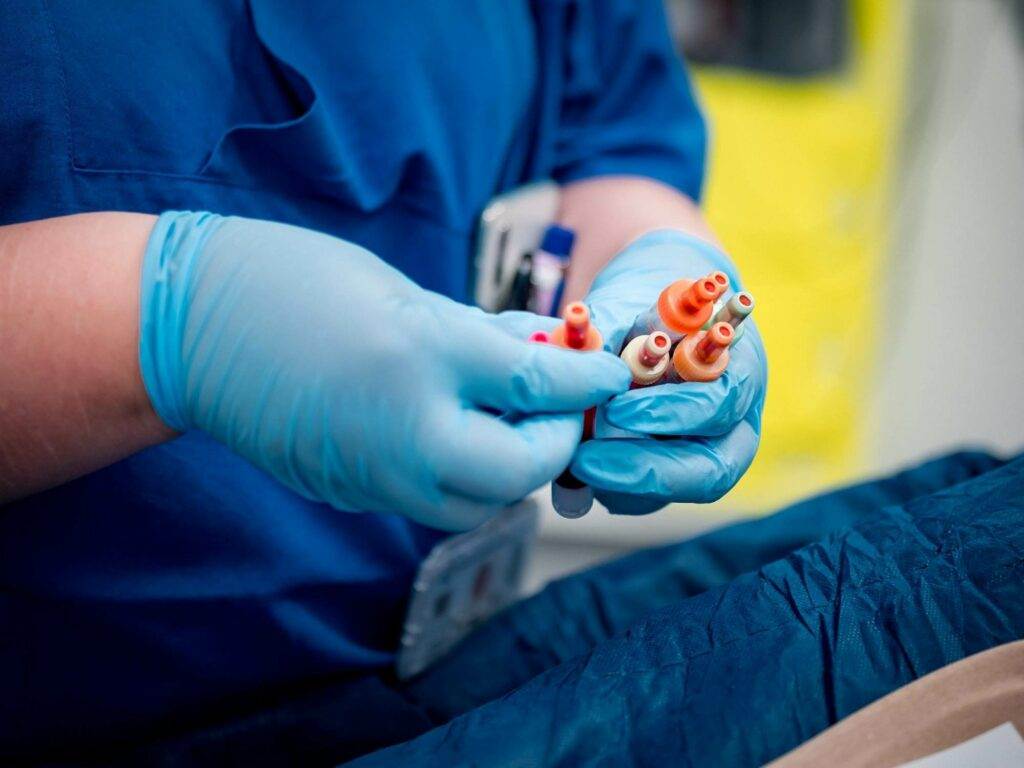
[80,451,1020,767]
[350,451,1022,767]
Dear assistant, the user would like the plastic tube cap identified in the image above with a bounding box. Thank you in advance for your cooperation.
[672,326,731,382]
[551,302,603,350]
[657,278,717,335]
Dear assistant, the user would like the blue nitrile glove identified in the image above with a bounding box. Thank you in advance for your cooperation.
[573,229,767,515]
[139,212,631,531]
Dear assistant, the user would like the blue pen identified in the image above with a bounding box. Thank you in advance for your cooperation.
[528,225,575,317]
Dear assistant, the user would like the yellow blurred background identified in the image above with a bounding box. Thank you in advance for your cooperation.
[697,0,907,508]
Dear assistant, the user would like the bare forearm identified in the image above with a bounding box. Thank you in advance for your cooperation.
[557,175,718,304]
[0,212,173,502]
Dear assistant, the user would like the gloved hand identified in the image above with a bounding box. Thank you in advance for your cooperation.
[139,212,630,530]
[572,229,767,515]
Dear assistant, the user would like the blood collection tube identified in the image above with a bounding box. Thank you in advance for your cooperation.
[625,270,729,346]
[619,331,671,387]
[549,302,602,519]
[711,291,755,346]
[668,322,733,383]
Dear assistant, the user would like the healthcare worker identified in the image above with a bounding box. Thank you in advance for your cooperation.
[0,0,765,759]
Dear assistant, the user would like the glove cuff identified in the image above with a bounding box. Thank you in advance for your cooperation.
[138,211,224,432]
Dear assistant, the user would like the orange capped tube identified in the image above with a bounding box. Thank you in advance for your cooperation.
[550,301,603,351]
[620,331,671,387]
[668,322,733,383]
[625,270,730,346]
[549,302,602,519]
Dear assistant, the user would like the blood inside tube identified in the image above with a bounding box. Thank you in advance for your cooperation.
[564,304,589,349]
[696,323,732,363]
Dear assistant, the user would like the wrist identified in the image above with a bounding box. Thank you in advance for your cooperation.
[138,210,225,432]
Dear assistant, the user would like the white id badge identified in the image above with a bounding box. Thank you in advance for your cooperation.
[473,181,560,312]
[395,499,540,680]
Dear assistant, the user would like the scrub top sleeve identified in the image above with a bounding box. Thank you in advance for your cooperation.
[551,0,707,201]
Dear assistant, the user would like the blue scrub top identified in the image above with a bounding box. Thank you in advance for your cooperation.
[0,0,705,753]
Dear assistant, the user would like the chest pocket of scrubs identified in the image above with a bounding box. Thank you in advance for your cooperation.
[45,1,318,181]
[45,0,536,212]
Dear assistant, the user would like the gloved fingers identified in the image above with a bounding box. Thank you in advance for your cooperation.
[592,490,666,517]
[330,454,502,533]
[403,491,503,532]
[457,323,631,414]
[571,416,760,507]
[603,325,766,437]
[432,409,584,506]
